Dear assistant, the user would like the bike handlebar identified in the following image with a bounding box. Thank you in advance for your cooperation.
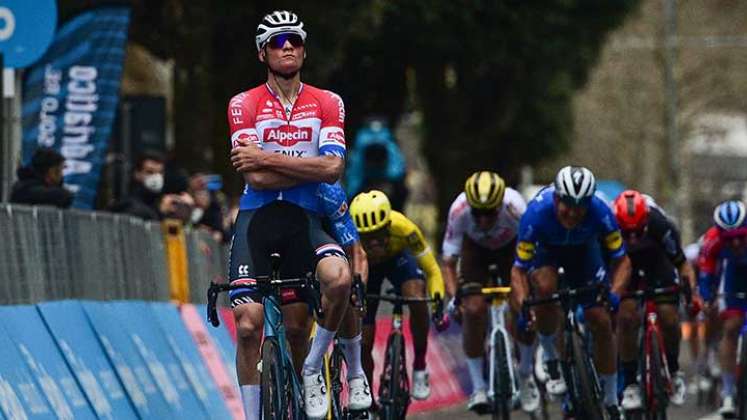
[206,272,320,327]
[620,285,681,301]
[522,283,608,309]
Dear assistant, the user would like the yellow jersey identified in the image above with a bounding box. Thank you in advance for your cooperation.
[365,211,445,299]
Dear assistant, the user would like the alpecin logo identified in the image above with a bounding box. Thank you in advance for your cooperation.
[264,125,313,147]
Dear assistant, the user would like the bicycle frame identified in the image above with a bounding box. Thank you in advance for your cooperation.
[640,293,674,406]
[484,286,518,402]
[262,292,304,411]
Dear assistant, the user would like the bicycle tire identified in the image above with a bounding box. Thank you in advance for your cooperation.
[570,332,606,419]
[647,334,668,420]
[737,335,747,420]
[491,330,511,420]
[379,331,409,420]
[261,337,289,419]
[323,345,344,420]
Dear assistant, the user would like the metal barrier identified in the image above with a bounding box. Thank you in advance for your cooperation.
[0,204,228,305]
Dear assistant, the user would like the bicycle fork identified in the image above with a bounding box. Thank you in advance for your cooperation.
[488,302,518,400]
[643,305,672,400]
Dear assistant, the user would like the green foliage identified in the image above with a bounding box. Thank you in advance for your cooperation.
[113,0,640,209]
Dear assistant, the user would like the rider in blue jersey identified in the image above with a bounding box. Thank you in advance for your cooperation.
[510,166,631,420]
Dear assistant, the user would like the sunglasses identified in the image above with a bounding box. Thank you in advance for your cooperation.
[267,33,304,49]
[360,227,389,242]
[471,208,497,218]
[621,228,646,240]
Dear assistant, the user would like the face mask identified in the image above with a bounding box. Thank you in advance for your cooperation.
[190,207,204,224]
[143,173,164,193]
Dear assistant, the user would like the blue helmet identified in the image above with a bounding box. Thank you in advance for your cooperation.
[713,200,746,231]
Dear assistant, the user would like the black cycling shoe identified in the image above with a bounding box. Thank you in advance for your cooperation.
[606,404,625,420]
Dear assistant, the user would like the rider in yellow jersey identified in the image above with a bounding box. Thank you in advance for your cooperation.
[349,190,445,404]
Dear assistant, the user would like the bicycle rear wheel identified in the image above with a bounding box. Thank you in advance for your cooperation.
[379,331,409,420]
[491,330,512,420]
[261,337,290,419]
[737,335,747,420]
[570,332,605,419]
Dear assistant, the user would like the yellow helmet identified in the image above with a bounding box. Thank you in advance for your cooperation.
[464,171,506,210]
[350,190,392,233]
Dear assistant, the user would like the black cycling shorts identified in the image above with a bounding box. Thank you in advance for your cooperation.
[228,201,345,307]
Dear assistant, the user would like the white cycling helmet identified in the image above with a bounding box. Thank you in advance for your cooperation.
[255,10,307,51]
[554,165,596,206]
[713,200,746,231]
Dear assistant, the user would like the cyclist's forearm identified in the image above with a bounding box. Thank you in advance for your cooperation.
[510,265,529,312]
[243,170,299,190]
[678,261,697,291]
[442,256,459,298]
[609,254,632,295]
[263,153,344,184]
[353,242,368,283]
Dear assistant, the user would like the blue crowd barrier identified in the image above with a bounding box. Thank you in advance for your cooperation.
[150,302,232,420]
[0,320,55,419]
[37,300,139,419]
[0,305,96,420]
[82,301,173,419]
[110,301,209,419]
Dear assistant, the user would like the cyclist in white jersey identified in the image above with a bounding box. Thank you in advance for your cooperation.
[442,171,538,412]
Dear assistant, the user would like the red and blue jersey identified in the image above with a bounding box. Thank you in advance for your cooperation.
[319,182,358,248]
[228,83,346,214]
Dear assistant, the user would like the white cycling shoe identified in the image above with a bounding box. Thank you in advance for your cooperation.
[670,371,686,406]
[303,371,329,419]
[544,360,567,396]
[467,389,490,412]
[411,370,431,400]
[621,384,643,411]
[719,395,736,417]
[518,374,540,412]
[347,376,372,411]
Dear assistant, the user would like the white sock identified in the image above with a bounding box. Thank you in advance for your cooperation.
[241,384,260,420]
[518,342,535,377]
[303,324,335,375]
[467,356,486,392]
[339,334,365,379]
[601,373,618,406]
[538,333,558,361]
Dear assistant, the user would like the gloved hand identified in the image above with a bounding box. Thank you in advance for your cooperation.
[607,291,621,313]
[431,294,450,332]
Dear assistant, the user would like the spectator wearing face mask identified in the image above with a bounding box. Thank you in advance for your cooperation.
[110,150,193,221]
[10,147,73,208]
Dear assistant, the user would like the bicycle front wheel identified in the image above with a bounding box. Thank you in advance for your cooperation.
[379,331,409,420]
[570,332,605,419]
[647,333,668,420]
[325,345,345,420]
[737,335,747,420]
[491,330,512,420]
[261,337,290,419]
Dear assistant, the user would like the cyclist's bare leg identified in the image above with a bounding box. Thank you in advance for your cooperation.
[234,302,265,420]
[361,323,376,391]
[283,302,313,377]
[617,297,640,387]
[585,306,616,374]
[402,278,428,370]
[530,267,562,336]
[235,302,265,384]
[462,293,488,358]
[656,303,681,372]
[338,304,360,338]
[303,256,352,375]
[720,314,744,397]
[586,305,619,406]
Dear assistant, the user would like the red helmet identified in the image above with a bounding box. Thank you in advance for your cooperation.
[613,190,649,231]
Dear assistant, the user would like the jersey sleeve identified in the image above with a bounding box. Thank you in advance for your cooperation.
[596,199,626,259]
[318,91,346,158]
[649,207,686,266]
[227,92,260,150]
[504,188,527,223]
[441,198,467,257]
[514,204,539,269]
[405,221,445,299]
[319,183,359,247]
[698,227,722,282]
